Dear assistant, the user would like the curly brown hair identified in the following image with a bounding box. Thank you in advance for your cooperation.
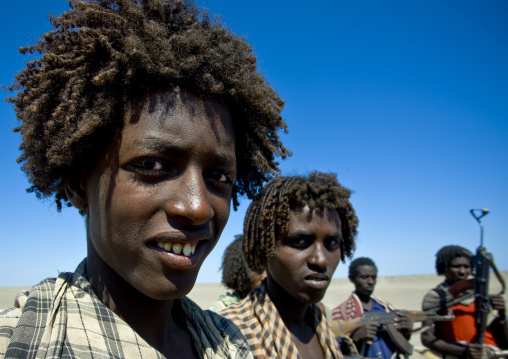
[243,171,359,272]
[435,245,473,275]
[221,234,257,298]
[7,0,290,211]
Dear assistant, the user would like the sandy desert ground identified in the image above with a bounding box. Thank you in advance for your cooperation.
[1,271,506,358]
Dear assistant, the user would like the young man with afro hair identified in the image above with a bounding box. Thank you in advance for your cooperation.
[0,0,290,357]
[421,245,508,359]
[220,171,359,359]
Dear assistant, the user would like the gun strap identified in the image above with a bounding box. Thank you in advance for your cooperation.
[425,290,474,313]
[383,323,413,355]
[435,287,448,313]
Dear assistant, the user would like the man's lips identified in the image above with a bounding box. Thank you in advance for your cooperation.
[147,232,210,257]
[304,273,331,290]
[155,241,198,256]
[304,273,330,282]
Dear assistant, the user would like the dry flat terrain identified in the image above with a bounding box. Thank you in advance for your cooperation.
[1,272,507,358]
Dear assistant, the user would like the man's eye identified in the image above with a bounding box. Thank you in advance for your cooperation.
[288,238,311,248]
[138,159,163,170]
[207,169,234,184]
[127,158,170,176]
[325,238,341,250]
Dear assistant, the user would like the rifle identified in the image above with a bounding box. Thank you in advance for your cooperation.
[329,310,455,355]
[470,209,506,346]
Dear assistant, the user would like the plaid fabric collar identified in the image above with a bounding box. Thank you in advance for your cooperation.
[1,259,252,359]
[220,281,342,359]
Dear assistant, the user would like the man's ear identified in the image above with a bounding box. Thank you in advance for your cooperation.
[65,177,88,210]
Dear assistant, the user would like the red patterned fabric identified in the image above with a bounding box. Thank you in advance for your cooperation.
[331,293,395,322]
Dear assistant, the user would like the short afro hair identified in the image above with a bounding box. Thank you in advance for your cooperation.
[348,257,377,279]
[243,171,359,272]
[8,0,290,211]
[221,235,256,299]
[435,245,473,275]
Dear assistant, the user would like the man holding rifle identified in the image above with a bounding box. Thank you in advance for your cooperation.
[332,257,414,359]
[421,245,508,359]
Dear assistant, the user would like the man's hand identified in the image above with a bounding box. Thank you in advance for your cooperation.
[351,323,379,342]
[464,343,483,359]
[490,294,506,318]
[394,312,414,331]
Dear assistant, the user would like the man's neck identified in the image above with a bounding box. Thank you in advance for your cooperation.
[266,276,324,359]
[86,248,184,354]
[355,292,373,310]
[266,276,309,328]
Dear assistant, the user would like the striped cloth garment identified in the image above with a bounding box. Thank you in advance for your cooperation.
[0,260,252,359]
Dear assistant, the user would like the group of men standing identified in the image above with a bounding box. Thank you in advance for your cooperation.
[330,248,507,359]
[213,172,507,359]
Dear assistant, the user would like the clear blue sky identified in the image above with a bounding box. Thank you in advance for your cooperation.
[1,0,507,287]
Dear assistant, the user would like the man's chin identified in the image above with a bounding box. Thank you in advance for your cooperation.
[144,269,201,301]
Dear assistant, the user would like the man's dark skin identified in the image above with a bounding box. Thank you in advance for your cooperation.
[350,265,413,349]
[421,256,508,359]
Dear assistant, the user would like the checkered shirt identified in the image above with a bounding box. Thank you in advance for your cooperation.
[220,282,343,359]
[0,260,252,359]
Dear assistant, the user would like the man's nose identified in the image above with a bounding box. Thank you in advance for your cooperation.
[308,243,329,270]
[164,169,214,226]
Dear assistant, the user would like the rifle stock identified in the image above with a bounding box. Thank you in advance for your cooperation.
[329,310,454,338]
[329,317,364,339]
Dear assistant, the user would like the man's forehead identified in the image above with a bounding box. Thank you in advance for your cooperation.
[357,265,377,275]
[449,256,471,266]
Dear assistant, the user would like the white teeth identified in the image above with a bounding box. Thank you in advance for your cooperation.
[156,242,197,257]
[183,243,192,256]
[172,243,182,254]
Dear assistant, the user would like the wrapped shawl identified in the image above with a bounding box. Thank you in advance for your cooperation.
[0,260,252,359]
[331,293,395,321]
[220,281,342,359]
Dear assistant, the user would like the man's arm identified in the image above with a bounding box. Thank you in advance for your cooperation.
[421,321,483,359]
[489,294,508,349]
[420,289,472,358]
[394,313,413,340]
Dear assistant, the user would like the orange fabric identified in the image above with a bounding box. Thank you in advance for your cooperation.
[438,302,497,346]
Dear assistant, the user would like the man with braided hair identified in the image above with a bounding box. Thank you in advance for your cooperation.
[221,171,359,359]
[421,245,508,359]
[0,0,290,357]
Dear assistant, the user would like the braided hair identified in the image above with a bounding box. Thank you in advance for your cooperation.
[8,0,290,211]
[243,171,359,272]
